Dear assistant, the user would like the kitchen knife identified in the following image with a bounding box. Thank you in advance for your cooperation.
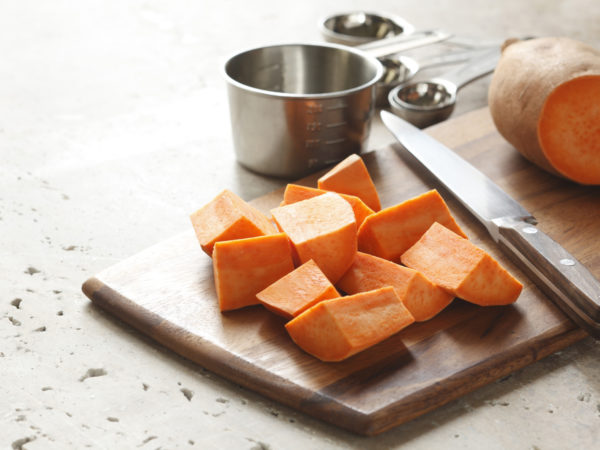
[381,110,600,338]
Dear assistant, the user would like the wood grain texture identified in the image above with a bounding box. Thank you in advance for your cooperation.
[495,216,600,335]
[82,107,596,435]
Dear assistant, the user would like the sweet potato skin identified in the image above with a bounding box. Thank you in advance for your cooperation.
[488,37,600,184]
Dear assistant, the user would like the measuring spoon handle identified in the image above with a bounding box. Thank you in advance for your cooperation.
[358,29,452,58]
[438,47,500,89]
[417,46,495,70]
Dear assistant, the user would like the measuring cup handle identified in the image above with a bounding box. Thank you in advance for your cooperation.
[357,29,452,58]
[440,48,500,89]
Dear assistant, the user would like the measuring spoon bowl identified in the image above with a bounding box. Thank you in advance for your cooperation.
[375,55,419,105]
[374,47,496,107]
[388,79,457,127]
[319,11,415,45]
[388,47,500,128]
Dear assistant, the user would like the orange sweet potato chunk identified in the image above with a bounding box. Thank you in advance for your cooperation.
[257,259,340,319]
[357,189,467,262]
[337,252,454,321]
[285,286,415,362]
[401,223,523,306]
[212,233,294,311]
[271,192,357,284]
[190,189,277,256]
[282,184,374,227]
[317,154,382,211]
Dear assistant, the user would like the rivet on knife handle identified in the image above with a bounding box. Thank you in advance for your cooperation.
[493,216,600,337]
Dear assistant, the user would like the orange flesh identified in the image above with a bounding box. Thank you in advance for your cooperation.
[400,223,523,306]
[538,75,600,184]
[190,189,276,256]
[337,252,454,321]
[282,184,375,227]
[256,259,340,319]
[285,286,415,361]
[271,192,357,283]
[357,189,467,262]
[317,154,382,211]
[212,233,295,311]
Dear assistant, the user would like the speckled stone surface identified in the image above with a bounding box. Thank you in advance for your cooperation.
[2,1,599,449]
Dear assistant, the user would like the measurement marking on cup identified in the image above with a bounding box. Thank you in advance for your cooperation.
[325,138,347,145]
[306,121,322,131]
[326,121,347,128]
[326,103,348,111]
[305,139,321,148]
[307,103,324,114]
[306,137,347,147]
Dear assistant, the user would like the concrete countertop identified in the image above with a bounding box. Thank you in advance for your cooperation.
[2,1,599,448]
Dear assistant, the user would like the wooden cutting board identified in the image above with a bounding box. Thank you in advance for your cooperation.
[82,107,598,436]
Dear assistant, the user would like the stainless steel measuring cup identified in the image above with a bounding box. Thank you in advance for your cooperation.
[388,47,500,128]
[223,31,451,178]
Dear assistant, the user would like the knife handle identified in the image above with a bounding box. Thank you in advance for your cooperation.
[493,216,600,338]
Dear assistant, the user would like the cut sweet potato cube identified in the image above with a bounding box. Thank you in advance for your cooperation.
[317,154,381,211]
[337,252,454,321]
[213,233,294,311]
[285,286,415,362]
[271,192,357,283]
[257,259,340,319]
[190,189,277,256]
[401,223,523,306]
[282,184,374,227]
[357,189,467,262]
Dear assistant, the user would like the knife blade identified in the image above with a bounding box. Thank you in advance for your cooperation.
[380,110,600,338]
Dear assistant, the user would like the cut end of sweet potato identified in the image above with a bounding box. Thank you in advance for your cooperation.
[538,75,600,185]
[401,223,523,306]
[285,286,414,362]
[257,259,340,319]
[489,37,600,185]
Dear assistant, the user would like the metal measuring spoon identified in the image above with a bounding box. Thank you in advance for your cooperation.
[388,47,500,128]
[319,11,415,45]
[352,29,453,106]
[375,47,496,106]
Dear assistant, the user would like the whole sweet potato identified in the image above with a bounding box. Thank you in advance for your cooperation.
[488,37,600,184]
